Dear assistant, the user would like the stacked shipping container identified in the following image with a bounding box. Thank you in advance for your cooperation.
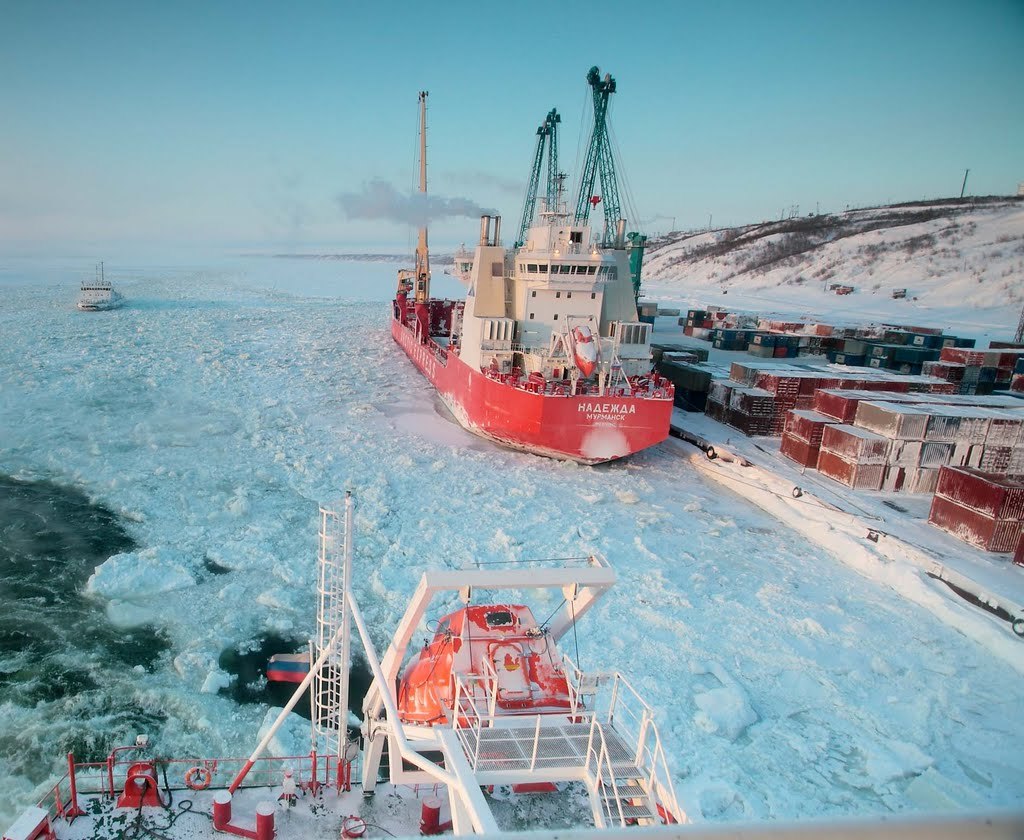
[928,467,1024,552]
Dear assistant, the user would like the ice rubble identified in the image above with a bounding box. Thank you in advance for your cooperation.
[0,256,1021,826]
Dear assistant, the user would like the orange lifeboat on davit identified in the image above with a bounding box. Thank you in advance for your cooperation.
[570,325,599,377]
[397,604,572,725]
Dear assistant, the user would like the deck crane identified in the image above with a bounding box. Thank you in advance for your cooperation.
[573,67,621,245]
[573,66,647,303]
[516,108,560,247]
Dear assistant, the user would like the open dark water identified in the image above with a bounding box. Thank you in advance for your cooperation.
[0,476,170,780]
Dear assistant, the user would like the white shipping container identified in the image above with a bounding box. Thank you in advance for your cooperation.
[919,441,956,468]
[952,441,984,469]
[888,440,923,467]
[979,409,1024,446]
[1011,446,1024,476]
[909,467,941,495]
[854,401,930,441]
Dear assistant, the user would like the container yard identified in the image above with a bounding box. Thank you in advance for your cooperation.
[643,301,1024,639]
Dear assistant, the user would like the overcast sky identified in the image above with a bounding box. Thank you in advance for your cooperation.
[1,0,1021,253]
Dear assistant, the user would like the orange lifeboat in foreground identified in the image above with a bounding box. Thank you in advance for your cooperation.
[397,603,572,725]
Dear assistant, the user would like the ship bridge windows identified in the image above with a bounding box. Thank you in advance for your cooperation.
[527,263,538,273]
[570,231,583,244]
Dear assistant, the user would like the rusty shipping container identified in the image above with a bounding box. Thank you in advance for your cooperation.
[934,467,1024,521]
[817,450,886,490]
[928,494,1023,552]
[780,432,821,468]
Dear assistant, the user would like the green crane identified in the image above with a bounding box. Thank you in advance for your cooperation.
[516,108,560,247]
[573,66,621,246]
[573,66,646,302]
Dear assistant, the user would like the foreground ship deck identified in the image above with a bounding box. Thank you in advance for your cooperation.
[7,497,683,839]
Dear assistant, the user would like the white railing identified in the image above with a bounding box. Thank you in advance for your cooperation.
[565,658,684,826]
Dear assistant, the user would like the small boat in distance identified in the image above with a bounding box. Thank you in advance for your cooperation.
[77,262,124,311]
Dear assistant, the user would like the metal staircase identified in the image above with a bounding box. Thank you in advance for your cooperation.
[444,659,684,828]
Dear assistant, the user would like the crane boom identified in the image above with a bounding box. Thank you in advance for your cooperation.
[516,118,549,248]
[414,90,430,303]
[573,66,619,242]
[516,109,560,247]
[544,109,561,213]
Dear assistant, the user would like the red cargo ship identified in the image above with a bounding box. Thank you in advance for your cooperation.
[392,87,672,465]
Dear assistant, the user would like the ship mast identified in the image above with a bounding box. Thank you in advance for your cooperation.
[414,91,430,304]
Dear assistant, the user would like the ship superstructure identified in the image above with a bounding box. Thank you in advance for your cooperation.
[77,262,124,311]
[391,72,673,464]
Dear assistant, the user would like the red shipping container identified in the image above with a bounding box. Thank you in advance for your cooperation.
[780,432,820,467]
[935,466,1024,520]
[784,409,838,445]
[814,390,863,422]
[928,494,1023,552]
[817,450,885,490]
[940,348,986,366]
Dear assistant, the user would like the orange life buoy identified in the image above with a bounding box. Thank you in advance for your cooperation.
[652,389,665,399]
[185,765,212,791]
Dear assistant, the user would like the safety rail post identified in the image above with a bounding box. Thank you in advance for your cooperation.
[65,752,86,819]
[634,707,651,766]
[608,674,621,725]
[529,715,542,771]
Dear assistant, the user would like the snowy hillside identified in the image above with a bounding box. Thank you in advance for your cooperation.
[642,198,1024,341]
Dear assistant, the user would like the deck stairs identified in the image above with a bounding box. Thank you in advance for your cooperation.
[442,660,684,828]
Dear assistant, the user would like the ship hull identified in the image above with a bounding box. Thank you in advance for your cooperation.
[391,313,671,464]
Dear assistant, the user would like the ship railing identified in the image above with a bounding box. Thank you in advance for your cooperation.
[451,670,499,769]
[567,658,684,826]
[36,748,350,824]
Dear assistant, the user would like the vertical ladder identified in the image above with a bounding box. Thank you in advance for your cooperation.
[312,495,353,777]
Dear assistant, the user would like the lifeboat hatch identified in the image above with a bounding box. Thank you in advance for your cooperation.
[485,609,514,627]
[488,642,532,704]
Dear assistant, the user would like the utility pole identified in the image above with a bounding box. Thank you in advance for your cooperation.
[960,168,970,199]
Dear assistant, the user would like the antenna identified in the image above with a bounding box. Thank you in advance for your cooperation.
[959,168,970,199]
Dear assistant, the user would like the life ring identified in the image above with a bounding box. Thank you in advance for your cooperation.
[185,765,212,791]
[341,816,367,838]
[652,389,665,399]
[554,386,566,396]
